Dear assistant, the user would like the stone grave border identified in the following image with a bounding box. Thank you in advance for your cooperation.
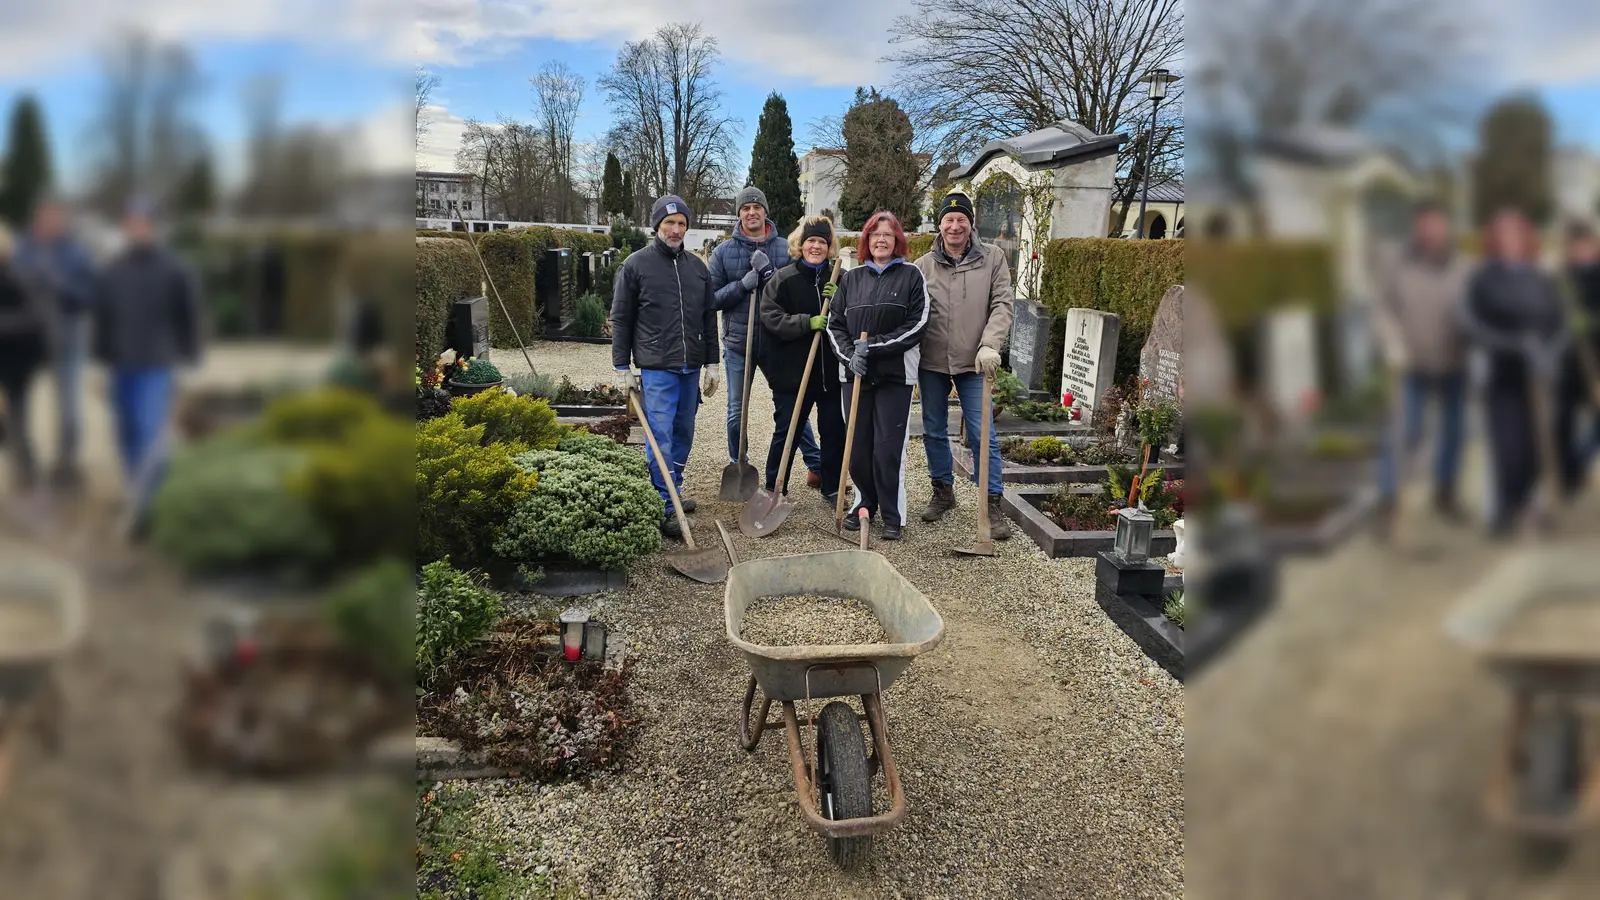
[1001,486,1177,559]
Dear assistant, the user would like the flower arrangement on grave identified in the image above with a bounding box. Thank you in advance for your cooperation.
[451,356,503,386]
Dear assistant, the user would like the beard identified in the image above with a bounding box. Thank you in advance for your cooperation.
[661,234,683,249]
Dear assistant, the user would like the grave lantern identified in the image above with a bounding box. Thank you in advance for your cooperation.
[559,607,590,662]
[1114,505,1156,563]
[583,619,609,661]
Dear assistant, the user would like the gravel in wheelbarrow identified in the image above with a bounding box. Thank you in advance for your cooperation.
[739,595,889,647]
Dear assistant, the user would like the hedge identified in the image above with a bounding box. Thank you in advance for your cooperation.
[477,231,536,348]
[1039,237,1185,384]
[416,238,479,360]
[837,233,935,261]
[1185,241,1337,331]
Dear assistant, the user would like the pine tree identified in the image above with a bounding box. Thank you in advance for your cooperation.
[749,93,803,232]
[1472,94,1554,226]
[838,88,921,231]
[173,152,215,217]
[601,152,626,221]
[622,170,636,221]
[0,95,53,228]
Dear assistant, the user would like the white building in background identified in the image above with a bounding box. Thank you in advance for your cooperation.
[1554,145,1600,226]
[416,171,478,217]
[799,149,847,219]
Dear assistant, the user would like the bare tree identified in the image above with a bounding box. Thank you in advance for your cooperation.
[87,29,210,215]
[416,67,440,149]
[887,0,1184,235]
[600,22,740,207]
[532,61,584,222]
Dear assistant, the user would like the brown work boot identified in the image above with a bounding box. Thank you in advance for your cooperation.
[987,495,1012,540]
[922,480,957,522]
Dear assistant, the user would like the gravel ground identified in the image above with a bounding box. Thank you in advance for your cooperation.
[740,596,889,647]
[458,341,1183,899]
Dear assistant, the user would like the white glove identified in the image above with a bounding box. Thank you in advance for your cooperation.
[701,365,721,398]
[975,346,1002,375]
[615,366,641,393]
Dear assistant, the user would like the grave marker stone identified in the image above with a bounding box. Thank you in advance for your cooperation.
[1008,298,1052,392]
[1263,305,1321,424]
[1139,285,1185,404]
[448,296,490,361]
[1060,308,1121,418]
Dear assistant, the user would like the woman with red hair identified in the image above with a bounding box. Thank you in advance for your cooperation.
[1460,206,1570,534]
[825,210,930,540]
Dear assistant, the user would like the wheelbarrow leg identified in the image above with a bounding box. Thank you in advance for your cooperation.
[739,676,774,752]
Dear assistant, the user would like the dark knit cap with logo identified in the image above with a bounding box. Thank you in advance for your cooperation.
[937,191,975,226]
[801,219,834,246]
[650,194,694,232]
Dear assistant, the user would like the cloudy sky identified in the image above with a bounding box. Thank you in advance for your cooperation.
[0,0,1597,194]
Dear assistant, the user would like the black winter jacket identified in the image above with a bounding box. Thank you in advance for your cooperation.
[1459,260,1568,387]
[825,258,929,387]
[758,260,841,394]
[93,243,204,369]
[611,237,719,371]
[0,262,52,380]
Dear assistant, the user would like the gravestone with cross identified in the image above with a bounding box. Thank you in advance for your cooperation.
[1263,305,1321,425]
[1060,308,1121,421]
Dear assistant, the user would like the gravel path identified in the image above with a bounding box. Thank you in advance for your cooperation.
[463,341,1183,899]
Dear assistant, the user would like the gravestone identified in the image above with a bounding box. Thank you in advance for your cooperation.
[1263,305,1321,424]
[1138,285,1185,404]
[538,247,573,330]
[1060,308,1121,418]
[1007,298,1052,392]
[447,296,490,361]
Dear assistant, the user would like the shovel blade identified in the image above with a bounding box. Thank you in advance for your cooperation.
[718,463,760,502]
[739,489,794,538]
[667,545,730,583]
[952,541,997,557]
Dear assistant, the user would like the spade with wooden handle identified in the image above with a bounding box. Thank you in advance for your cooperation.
[719,288,761,502]
[953,370,997,557]
[741,295,834,538]
[629,391,730,583]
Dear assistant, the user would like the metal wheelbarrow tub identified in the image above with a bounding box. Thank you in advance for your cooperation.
[725,549,944,703]
[724,549,943,867]
[1,555,88,801]
[1443,545,1600,840]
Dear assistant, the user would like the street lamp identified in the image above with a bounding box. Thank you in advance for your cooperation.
[1135,69,1181,239]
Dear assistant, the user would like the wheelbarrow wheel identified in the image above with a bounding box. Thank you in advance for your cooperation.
[815,701,873,869]
[1518,703,1583,819]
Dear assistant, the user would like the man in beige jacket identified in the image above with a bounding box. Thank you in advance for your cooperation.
[915,190,1014,537]
[1371,199,1473,531]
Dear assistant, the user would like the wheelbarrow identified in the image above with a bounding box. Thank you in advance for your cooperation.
[1445,544,1600,854]
[725,549,944,868]
[0,553,87,803]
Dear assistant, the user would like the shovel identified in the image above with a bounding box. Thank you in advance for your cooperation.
[1525,363,1565,537]
[719,289,761,502]
[629,391,730,583]
[835,329,869,535]
[953,371,997,557]
[741,295,834,538]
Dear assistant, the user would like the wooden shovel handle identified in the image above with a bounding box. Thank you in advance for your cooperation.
[1129,443,1152,507]
[630,390,695,549]
[836,330,869,529]
[737,289,758,464]
[977,370,993,541]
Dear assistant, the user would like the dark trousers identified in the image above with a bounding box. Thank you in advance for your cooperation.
[1555,361,1599,493]
[843,380,914,527]
[766,384,846,496]
[1485,378,1543,530]
[0,368,38,488]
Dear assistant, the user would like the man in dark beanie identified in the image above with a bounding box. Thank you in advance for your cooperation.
[708,184,823,488]
[915,188,1014,538]
[612,194,722,539]
[93,195,205,538]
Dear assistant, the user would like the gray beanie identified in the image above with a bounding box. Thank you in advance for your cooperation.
[734,185,768,213]
[650,194,693,232]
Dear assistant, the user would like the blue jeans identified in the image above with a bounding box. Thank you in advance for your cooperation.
[919,370,1003,496]
[640,368,701,514]
[111,368,175,479]
[1377,372,1465,500]
[725,348,819,473]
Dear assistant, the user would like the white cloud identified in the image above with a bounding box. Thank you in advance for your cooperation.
[415,104,476,171]
[414,0,906,87]
[1472,0,1600,88]
[0,0,412,77]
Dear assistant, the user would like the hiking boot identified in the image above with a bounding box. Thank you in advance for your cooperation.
[50,463,84,495]
[988,496,1012,540]
[821,491,839,509]
[881,523,903,541]
[922,481,957,522]
[1432,486,1463,523]
[679,497,697,514]
[807,471,821,489]
[660,517,683,541]
[843,508,866,531]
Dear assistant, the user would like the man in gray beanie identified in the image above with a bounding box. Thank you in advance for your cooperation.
[612,193,722,539]
[707,184,823,487]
